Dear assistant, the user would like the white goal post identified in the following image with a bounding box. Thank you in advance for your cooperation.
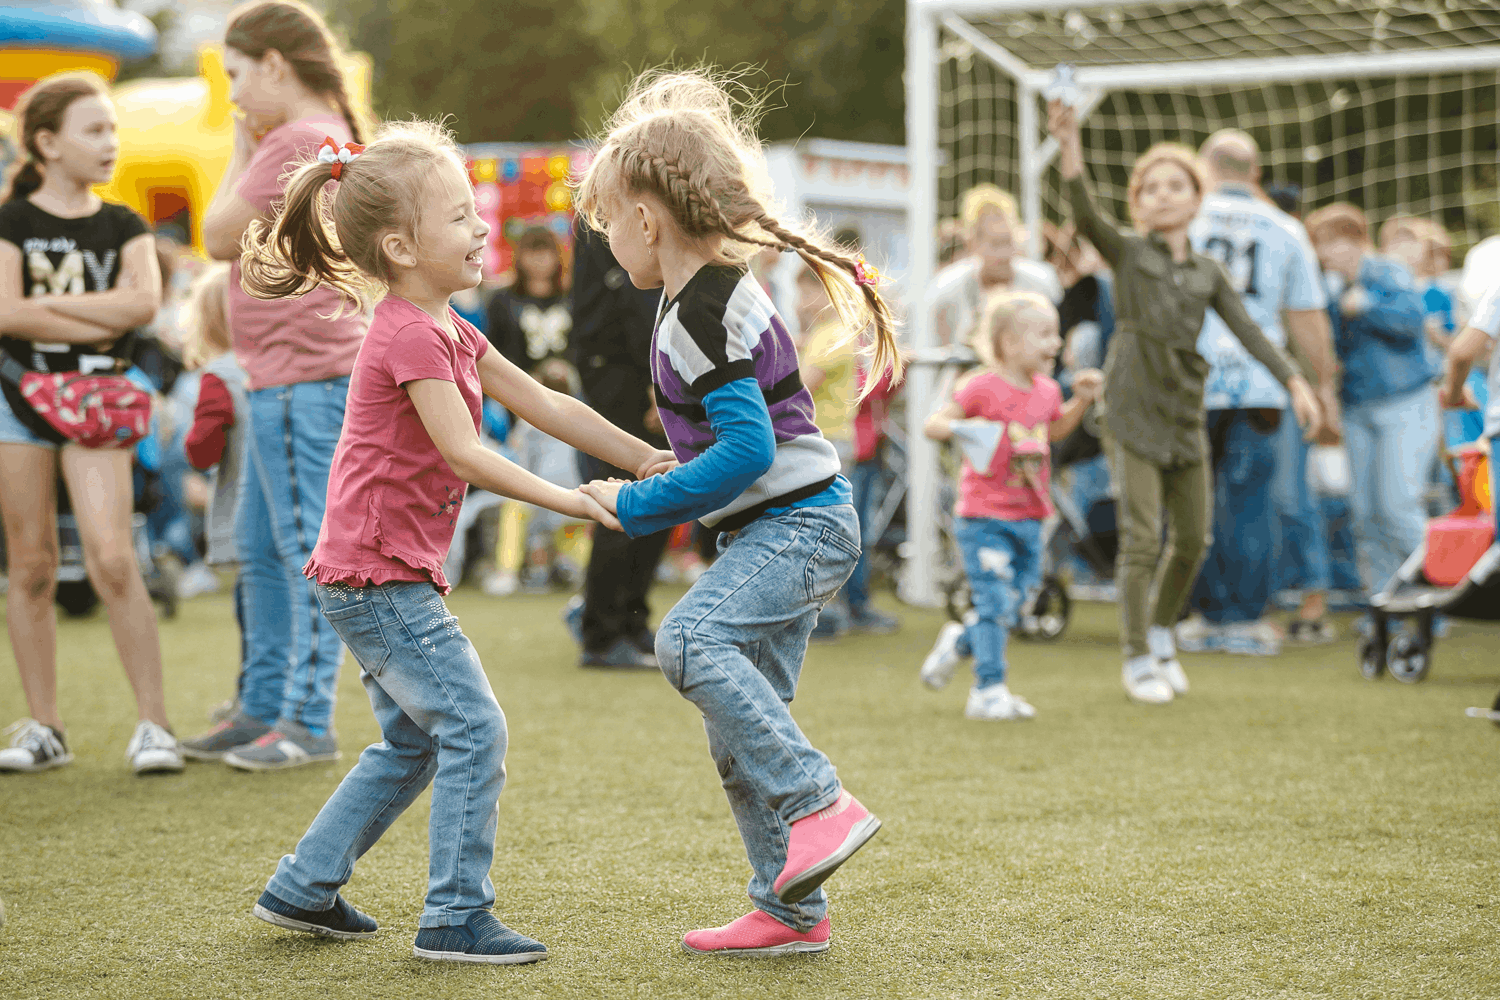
[900,0,1500,606]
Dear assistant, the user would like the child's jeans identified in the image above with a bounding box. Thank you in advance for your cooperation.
[954,517,1043,689]
[655,503,859,932]
[265,581,507,929]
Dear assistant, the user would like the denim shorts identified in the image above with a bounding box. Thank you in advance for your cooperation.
[0,396,57,449]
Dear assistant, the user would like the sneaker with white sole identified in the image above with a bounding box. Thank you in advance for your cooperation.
[774,790,881,904]
[1148,625,1188,696]
[126,720,184,774]
[964,683,1033,721]
[0,718,72,772]
[412,910,547,965]
[1217,620,1283,656]
[683,910,831,957]
[1122,655,1173,704]
[180,710,273,761]
[1174,615,1222,653]
[253,889,378,940]
[223,720,340,771]
[920,621,968,690]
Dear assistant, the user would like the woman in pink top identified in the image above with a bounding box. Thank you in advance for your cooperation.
[189,1,370,769]
[235,120,671,961]
[921,291,1101,720]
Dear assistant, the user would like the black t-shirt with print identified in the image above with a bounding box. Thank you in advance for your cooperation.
[486,289,573,374]
[0,198,149,372]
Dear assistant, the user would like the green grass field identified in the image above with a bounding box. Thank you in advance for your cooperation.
[1,586,1497,999]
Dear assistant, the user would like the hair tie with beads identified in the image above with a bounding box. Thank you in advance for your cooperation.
[316,137,364,180]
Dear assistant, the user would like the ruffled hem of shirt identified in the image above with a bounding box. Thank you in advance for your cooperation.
[304,555,451,595]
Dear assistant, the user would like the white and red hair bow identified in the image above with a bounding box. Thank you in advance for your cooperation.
[316,137,365,180]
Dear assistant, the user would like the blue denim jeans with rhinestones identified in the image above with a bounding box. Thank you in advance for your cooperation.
[265,580,507,928]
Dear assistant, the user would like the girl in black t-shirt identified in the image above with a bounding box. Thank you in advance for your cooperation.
[0,72,180,775]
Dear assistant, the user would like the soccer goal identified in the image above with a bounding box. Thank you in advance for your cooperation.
[900,0,1500,606]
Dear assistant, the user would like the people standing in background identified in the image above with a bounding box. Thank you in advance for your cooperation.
[797,266,900,640]
[1440,281,1500,539]
[565,219,672,669]
[1179,129,1341,656]
[928,184,1063,350]
[1305,204,1436,599]
[0,71,179,774]
[189,0,369,770]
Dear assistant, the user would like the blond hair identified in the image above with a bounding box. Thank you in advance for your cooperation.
[1305,202,1369,246]
[1127,143,1205,231]
[239,119,463,312]
[973,289,1056,367]
[182,264,232,370]
[574,68,901,397]
[960,184,1021,232]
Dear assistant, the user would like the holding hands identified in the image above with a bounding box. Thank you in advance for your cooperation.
[1071,368,1104,403]
[577,455,675,532]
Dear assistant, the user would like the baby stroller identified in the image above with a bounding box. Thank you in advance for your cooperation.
[1358,444,1497,686]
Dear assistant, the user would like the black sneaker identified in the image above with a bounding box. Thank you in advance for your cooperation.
[0,719,72,772]
[413,910,547,965]
[253,889,378,940]
[579,637,658,670]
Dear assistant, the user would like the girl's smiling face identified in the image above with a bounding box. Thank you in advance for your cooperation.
[995,304,1062,377]
[1133,161,1201,233]
[395,156,490,296]
[36,95,119,187]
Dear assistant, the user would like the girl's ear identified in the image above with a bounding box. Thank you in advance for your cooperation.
[381,231,417,273]
[636,199,658,247]
[32,128,60,163]
[261,49,289,84]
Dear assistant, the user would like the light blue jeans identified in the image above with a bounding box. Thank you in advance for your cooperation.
[1270,407,1331,593]
[953,517,1043,688]
[656,504,858,931]
[266,581,506,928]
[238,378,348,733]
[1342,384,1438,594]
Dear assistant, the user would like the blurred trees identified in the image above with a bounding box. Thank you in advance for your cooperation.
[327,0,904,145]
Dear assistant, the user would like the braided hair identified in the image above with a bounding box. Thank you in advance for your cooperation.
[575,69,902,396]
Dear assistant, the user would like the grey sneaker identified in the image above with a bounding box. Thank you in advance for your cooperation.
[223,720,340,771]
[180,711,273,762]
[0,718,72,772]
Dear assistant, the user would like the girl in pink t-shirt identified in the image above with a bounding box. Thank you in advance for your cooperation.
[235,120,673,963]
[920,291,1102,720]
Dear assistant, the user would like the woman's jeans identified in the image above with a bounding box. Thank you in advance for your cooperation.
[655,504,858,931]
[238,378,348,734]
[1190,410,1279,625]
[267,581,506,928]
[1271,409,1331,594]
[953,517,1043,688]
[1342,385,1438,594]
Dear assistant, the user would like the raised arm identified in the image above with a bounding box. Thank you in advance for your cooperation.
[477,344,671,479]
[1047,99,1126,266]
[202,116,266,261]
[37,233,160,331]
[0,239,116,343]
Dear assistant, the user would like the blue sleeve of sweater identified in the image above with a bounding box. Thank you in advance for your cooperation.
[1359,260,1426,344]
[614,378,775,537]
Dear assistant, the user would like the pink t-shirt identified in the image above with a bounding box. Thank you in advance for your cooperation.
[954,370,1063,522]
[230,116,367,391]
[305,297,489,594]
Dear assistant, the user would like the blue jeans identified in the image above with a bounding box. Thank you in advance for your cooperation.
[840,458,882,612]
[656,504,858,931]
[238,378,348,733]
[1342,385,1438,594]
[267,581,506,928]
[1191,411,1278,625]
[953,517,1043,688]
[1270,408,1331,594]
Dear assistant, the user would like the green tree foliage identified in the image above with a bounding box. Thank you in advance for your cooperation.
[327,0,904,144]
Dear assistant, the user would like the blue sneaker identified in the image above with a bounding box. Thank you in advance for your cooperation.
[253,889,377,940]
[412,910,548,965]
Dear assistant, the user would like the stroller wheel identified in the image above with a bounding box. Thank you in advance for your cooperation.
[1357,636,1385,680]
[1387,633,1430,684]
[1024,577,1070,642]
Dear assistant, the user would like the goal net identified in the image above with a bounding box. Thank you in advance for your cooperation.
[900,0,1500,605]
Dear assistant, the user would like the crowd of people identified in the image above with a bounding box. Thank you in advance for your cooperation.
[0,0,1497,966]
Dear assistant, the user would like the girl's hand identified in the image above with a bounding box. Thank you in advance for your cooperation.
[1287,376,1323,442]
[636,450,677,479]
[580,478,624,514]
[1439,380,1481,410]
[1047,99,1084,179]
[1071,368,1104,402]
[1339,287,1369,317]
[575,489,622,531]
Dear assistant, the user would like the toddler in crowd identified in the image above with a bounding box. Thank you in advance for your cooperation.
[236,121,670,964]
[919,291,1100,719]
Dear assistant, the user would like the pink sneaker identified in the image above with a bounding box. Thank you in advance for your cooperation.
[773,790,881,904]
[682,910,831,957]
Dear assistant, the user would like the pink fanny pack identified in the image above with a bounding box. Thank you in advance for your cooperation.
[1,354,153,450]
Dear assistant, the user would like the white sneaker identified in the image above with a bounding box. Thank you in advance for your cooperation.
[175,562,221,600]
[126,720,183,774]
[1156,658,1189,695]
[1122,656,1173,704]
[964,683,1028,720]
[1174,615,1221,653]
[0,718,72,772]
[1007,690,1038,719]
[1218,620,1283,657]
[1147,624,1188,695]
[919,621,967,690]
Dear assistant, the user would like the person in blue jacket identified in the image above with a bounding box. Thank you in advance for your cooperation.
[1306,203,1437,596]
